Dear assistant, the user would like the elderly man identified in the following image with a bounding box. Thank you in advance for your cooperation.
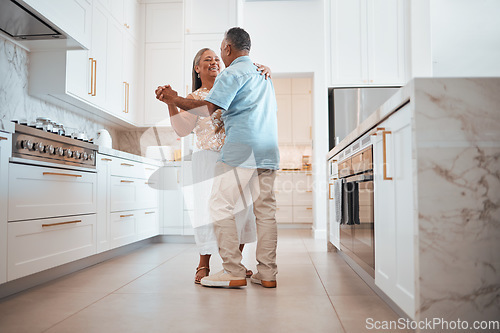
[156,27,279,288]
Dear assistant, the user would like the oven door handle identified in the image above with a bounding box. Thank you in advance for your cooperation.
[343,174,373,183]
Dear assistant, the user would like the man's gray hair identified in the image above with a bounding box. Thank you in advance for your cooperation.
[224,27,251,52]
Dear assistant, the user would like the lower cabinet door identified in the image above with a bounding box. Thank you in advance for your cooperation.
[7,214,97,281]
[137,209,159,241]
[183,210,194,235]
[109,212,137,248]
[276,205,293,223]
[110,176,139,212]
[8,164,97,221]
[293,205,313,223]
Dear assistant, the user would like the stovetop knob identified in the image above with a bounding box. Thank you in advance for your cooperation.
[83,152,88,160]
[88,153,94,161]
[47,145,55,155]
[36,142,45,153]
[65,148,73,158]
[74,151,82,159]
[57,147,64,156]
[21,140,34,150]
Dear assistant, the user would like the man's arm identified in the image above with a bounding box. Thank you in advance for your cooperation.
[157,85,220,116]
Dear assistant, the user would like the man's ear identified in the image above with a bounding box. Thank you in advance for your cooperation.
[224,43,231,57]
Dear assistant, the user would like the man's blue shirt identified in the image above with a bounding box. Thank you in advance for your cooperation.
[205,56,280,170]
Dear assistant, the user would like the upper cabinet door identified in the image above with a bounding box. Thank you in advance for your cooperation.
[146,2,184,43]
[366,0,405,85]
[330,0,367,85]
[184,0,237,34]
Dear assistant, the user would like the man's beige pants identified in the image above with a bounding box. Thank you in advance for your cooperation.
[209,162,277,280]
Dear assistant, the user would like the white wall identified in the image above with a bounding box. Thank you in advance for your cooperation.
[242,0,328,238]
[431,0,500,76]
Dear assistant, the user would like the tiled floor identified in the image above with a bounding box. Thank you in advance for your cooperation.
[0,230,412,333]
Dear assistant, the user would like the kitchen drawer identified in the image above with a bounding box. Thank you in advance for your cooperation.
[109,211,137,248]
[293,205,313,223]
[293,189,313,206]
[276,205,293,223]
[110,176,140,212]
[293,172,313,190]
[109,157,149,179]
[137,209,160,241]
[7,214,97,281]
[8,163,97,221]
[275,189,293,206]
[275,173,294,191]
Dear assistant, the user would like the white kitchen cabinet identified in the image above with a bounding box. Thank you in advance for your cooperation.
[145,2,184,43]
[275,172,313,224]
[273,78,313,145]
[109,211,137,248]
[137,209,160,241]
[276,95,293,144]
[110,0,141,39]
[0,133,11,284]
[372,104,415,317]
[329,0,406,86]
[7,214,97,281]
[184,0,237,34]
[106,18,125,117]
[19,0,92,49]
[143,43,184,126]
[110,176,140,212]
[96,155,112,253]
[122,35,141,124]
[8,164,97,222]
[327,158,340,250]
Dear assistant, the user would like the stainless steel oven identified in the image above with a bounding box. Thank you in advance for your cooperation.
[339,144,375,278]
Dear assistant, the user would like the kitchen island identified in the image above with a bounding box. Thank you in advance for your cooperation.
[327,78,500,330]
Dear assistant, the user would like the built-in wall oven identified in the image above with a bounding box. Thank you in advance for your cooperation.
[338,134,375,278]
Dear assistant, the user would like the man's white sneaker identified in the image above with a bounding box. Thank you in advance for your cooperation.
[200,270,247,288]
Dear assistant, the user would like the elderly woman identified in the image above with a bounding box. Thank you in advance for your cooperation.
[156,48,271,283]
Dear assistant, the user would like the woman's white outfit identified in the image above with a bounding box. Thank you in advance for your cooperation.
[189,88,256,255]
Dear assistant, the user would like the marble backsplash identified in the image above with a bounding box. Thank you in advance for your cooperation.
[0,36,120,147]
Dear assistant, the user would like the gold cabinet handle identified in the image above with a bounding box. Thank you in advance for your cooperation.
[121,163,134,167]
[42,220,81,227]
[101,158,112,161]
[123,82,127,113]
[120,214,134,218]
[329,183,334,200]
[88,57,94,95]
[121,180,134,183]
[145,167,155,171]
[370,127,386,136]
[145,182,155,185]
[43,172,82,178]
[382,130,393,181]
[306,190,312,193]
[93,59,97,96]
[0,136,7,141]
[306,207,313,210]
[145,211,155,215]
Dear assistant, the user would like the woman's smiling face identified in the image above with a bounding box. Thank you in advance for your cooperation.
[196,49,222,81]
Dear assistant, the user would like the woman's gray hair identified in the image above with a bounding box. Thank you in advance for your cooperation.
[192,48,212,92]
[224,27,251,52]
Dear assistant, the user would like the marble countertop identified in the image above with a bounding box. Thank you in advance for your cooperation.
[326,81,412,160]
[0,119,15,134]
[98,146,180,167]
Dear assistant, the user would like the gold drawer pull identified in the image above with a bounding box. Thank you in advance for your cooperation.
[382,130,393,181]
[101,158,112,161]
[43,172,82,178]
[306,190,312,193]
[121,163,134,167]
[145,182,155,185]
[329,183,334,200]
[120,214,134,218]
[145,211,155,215]
[121,180,134,183]
[145,167,155,171]
[0,136,7,141]
[306,207,313,210]
[306,174,312,176]
[42,220,81,227]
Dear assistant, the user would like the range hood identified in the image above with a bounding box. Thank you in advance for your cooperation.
[0,0,64,40]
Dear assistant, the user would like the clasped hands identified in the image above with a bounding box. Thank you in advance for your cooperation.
[155,85,178,104]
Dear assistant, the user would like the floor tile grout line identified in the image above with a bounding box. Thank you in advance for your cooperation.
[299,231,348,333]
[40,244,195,333]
